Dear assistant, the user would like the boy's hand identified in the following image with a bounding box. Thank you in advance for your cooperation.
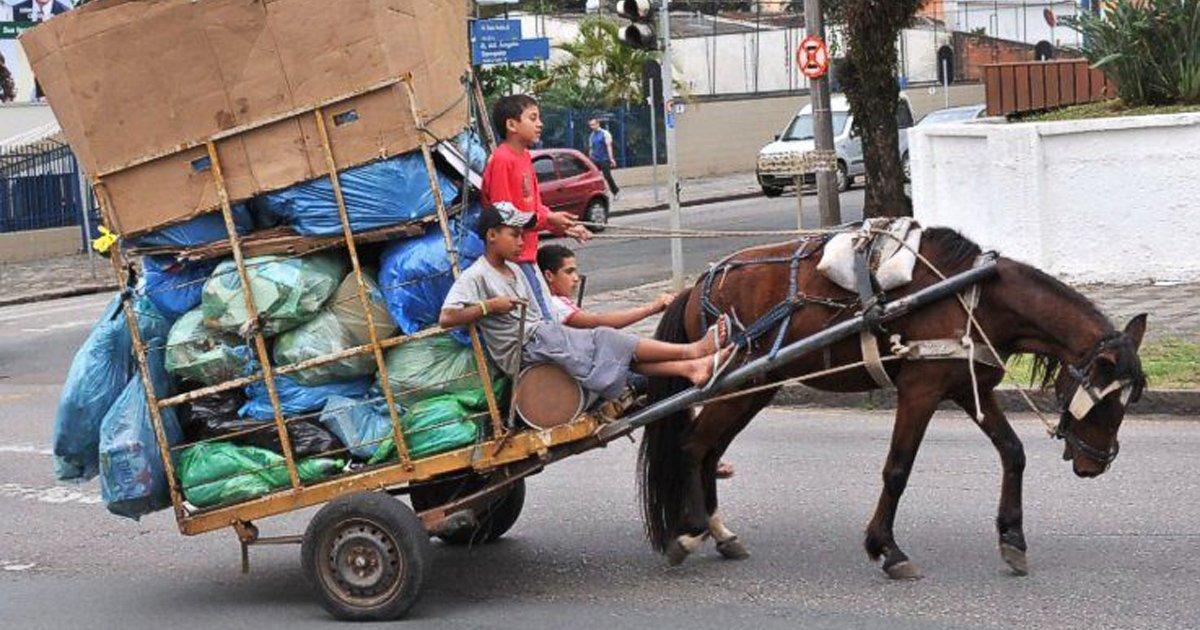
[653,292,677,313]
[566,224,593,243]
[487,296,524,315]
[547,211,577,231]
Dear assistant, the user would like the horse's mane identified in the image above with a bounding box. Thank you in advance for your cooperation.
[920,227,983,271]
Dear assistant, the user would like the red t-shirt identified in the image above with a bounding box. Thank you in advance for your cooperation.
[481,143,553,263]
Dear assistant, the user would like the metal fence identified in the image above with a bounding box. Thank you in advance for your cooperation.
[539,104,666,169]
[0,138,96,244]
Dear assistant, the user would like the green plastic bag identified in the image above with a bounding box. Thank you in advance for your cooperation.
[165,309,251,385]
[201,253,347,337]
[368,395,481,463]
[380,334,493,407]
[177,442,344,508]
[274,310,377,385]
[329,269,397,345]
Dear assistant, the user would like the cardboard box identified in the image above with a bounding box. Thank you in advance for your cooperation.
[22,0,469,236]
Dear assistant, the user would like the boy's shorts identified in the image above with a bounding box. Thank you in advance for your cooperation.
[522,323,639,400]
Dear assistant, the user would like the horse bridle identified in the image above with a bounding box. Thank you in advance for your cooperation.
[1054,334,1139,467]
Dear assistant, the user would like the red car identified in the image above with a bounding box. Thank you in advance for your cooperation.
[530,148,610,230]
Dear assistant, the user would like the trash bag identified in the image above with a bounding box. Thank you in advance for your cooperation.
[202,252,347,337]
[380,335,496,407]
[98,339,182,519]
[329,269,397,345]
[177,442,344,508]
[130,204,253,248]
[180,390,340,458]
[164,309,252,386]
[452,130,488,176]
[368,395,480,463]
[255,152,459,236]
[53,296,171,481]
[142,256,219,320]
[273,310,377,386]
[240,373,372,421]
[379,218,484,345]
[318,394,393,461]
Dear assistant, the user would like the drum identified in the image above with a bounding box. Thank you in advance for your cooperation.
[513,363,584,430]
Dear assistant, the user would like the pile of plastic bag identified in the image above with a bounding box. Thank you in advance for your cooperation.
[176,442,344,508]
[202,253,347,337]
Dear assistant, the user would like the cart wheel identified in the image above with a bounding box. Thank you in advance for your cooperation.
[301,492,430,621]
[410,477,526,546]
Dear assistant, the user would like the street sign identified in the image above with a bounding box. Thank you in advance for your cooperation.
[797,35,830,80]
[0,22,35,40]
[472,38,551,66]
[470,18,522,44]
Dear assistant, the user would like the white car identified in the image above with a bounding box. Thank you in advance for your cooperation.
[757,94,915,196]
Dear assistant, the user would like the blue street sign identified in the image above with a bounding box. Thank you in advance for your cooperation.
[472,37,550,66]
[470,19,522,44]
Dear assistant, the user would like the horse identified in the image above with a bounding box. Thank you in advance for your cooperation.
[640,227,1147,579]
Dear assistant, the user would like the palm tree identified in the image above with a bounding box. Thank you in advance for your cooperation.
[541,16,659,107]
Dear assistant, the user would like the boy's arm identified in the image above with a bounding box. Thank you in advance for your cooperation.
[439,296,523,328]
[562,293,674,330]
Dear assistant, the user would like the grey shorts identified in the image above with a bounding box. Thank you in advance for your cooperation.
[522,323,640,400]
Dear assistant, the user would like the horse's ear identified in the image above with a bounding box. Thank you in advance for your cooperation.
[1124,314,1148,350]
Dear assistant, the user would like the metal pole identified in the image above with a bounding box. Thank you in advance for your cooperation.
[660,0,684,290]
[74,156,93,262]
[648,78,660,204]
[804,0,841,227]
[943,58,950,109]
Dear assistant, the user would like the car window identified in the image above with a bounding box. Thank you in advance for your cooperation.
[556,154,589,178]
[533,156,558,184]
[782,112,850,141]
[896,101,914,129]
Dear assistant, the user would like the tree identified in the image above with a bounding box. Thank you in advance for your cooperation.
[827,0,922,218]
[541,16,659,108]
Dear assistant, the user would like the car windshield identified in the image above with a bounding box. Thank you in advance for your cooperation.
[782,112,849,141]
[917,107,982,126]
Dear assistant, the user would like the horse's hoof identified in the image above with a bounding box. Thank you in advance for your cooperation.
[883,560,923,580]
[716,537,750,561]
[666,539,692,567]
[1000,543,1029,576]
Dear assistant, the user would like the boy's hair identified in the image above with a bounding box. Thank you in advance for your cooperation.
[537,244,576,274]
[493,94,539,138]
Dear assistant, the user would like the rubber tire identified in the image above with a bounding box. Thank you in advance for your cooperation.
[761,185,784,198]
[302,492,431,621]
[410,477,526,546]
[586,198,608,232]
[836,161,851,192]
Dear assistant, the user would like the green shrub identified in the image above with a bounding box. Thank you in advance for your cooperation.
[1065,0,1200,106]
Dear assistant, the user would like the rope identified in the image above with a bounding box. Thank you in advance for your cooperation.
[699,356,901,406]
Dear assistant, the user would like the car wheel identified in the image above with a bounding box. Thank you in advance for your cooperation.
[585,198,608,232]
[836,161,851,192]
[761,185,784,198]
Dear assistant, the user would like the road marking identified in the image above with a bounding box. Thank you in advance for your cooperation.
[1,562,36,572]
[0,444,53,456]
[0,294,112,324]
[17,319,94,334]
[0,482,102,505]
[0,393,34,403]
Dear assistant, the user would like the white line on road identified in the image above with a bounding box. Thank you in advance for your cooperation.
[0,444,53,456]
[0,482,102,505]
[16,319,94,334]
[2,562,37,572]
[0,293,112,324]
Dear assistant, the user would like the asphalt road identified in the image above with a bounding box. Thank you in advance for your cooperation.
[3,193,1199,628]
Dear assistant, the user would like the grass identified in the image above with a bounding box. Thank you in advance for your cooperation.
[1021,99,1200,122]
[1003,337,1200,390]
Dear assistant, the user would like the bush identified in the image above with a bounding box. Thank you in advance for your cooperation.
[1066,0,1200,106]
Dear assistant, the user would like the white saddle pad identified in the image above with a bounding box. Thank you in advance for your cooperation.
[817,218,922,293]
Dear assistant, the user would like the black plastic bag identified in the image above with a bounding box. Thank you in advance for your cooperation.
[181,390,342,459]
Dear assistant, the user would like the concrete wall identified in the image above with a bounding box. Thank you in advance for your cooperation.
[911,113,1200,283]
[0,226,81,263]
[0,103,56,142]
[616,82,986,186]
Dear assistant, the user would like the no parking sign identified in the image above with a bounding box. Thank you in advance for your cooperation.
[797,35,830,80]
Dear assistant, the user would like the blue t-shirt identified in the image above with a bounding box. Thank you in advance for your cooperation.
[589,129,612,163]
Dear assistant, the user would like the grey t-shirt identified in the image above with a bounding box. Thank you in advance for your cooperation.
[442,258,548,376]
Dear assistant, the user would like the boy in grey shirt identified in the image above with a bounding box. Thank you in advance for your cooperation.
[440,205,730,401]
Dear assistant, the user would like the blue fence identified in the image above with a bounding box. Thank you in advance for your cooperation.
[539,104,666,169]
[0,141,96,246]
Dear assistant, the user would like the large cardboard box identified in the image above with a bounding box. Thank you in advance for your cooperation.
[22,0,469,236]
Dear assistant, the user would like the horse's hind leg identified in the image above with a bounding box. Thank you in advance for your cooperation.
[952,388,1029,576]
[864,376,942,580]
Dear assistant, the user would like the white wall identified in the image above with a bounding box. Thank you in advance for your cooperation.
[910,113,1200,283]
[943,1,1082,47]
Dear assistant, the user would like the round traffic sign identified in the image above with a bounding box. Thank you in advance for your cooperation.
[797,35,830,80]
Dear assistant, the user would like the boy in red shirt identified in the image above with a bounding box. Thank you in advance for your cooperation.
[483,94,592,318]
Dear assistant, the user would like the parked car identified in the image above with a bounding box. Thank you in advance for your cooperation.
[756,94,914,196]
[915,104,987,127]
[530,148,611,231]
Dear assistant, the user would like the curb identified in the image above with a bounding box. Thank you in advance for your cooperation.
[773,385,1200,417]
[0,283,117,309]
[610,188,764,218]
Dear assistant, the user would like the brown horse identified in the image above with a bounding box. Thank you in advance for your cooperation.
[640,227,1147,579]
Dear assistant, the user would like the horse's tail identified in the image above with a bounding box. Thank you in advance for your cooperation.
[638,287,695,552]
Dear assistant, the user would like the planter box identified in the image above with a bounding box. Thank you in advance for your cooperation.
[910,112,1200,283]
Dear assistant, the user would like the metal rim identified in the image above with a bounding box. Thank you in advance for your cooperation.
[836,162,848,190]
[317,517,405,609]
[588,199,608,224]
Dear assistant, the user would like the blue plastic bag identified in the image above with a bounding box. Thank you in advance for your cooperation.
[240,374,372,421]
[142,256,219,319]
[53,297,171,481]
[379,209,484,345]
[256,152,460,236]
[318,394,393,460]
[130,204,253,248]
[98,340,182,520]
[452,130,488,176]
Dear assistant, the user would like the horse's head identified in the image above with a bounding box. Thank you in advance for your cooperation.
[1052,314,1148,478]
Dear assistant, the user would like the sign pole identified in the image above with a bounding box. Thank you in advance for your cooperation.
[659,0,684,291]
[649,78,660,204]
[803,0,841,227]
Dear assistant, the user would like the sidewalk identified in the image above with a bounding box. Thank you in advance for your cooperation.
[611,171,762,215]
[0,253,116,307]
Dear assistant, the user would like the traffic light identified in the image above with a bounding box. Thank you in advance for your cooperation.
[615,0,658,50]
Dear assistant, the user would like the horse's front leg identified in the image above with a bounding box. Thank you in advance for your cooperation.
[864,378,941,580]
[954,388,1028,576]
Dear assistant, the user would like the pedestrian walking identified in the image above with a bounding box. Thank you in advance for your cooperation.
[587,116,620,198]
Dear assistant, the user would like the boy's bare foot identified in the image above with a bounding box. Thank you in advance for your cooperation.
[690,314,731,358]
[687,345,736,388]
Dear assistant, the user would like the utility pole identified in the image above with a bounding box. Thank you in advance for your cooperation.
[804,0,841,227]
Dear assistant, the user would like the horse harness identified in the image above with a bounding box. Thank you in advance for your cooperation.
[1053,333,1144,467]
[697,230,1004,390]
